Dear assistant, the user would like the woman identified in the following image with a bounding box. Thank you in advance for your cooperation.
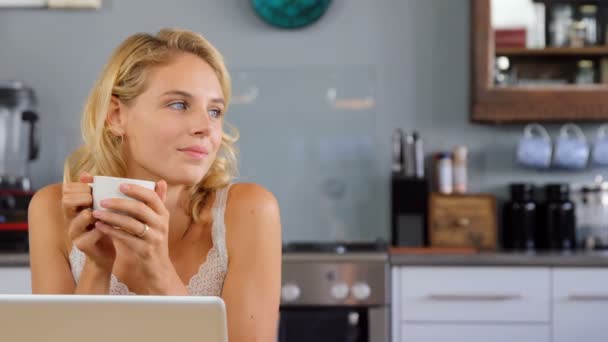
[27,28,282,341]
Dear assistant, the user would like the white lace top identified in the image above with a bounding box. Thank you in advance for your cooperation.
[68,185,231,296]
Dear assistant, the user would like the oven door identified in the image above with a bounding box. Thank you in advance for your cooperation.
[278,306,369,342]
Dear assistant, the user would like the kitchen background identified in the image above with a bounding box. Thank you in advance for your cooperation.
[0,0,605,242]
[3,1,608,341]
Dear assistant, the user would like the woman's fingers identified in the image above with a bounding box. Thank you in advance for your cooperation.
[155,180,167,203]
[73,227,106,251]
[118,183,168,216]
[62,193,93,213]
[92,208,150,237]
[62,179,93,217]
[68,209,95,241]
[96,221,146,251]
[79,171,94,184]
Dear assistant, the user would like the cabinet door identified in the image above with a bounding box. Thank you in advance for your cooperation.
[400,323,550,342]
[0,267,31,294]
[553,268,608,342]
[398,267,550,322]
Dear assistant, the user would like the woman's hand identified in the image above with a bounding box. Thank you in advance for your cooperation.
[63,172,116,272]
[92,180,181,293]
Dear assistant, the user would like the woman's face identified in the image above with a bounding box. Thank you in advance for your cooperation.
[113,52,226,186]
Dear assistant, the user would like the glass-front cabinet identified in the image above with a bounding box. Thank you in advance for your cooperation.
[472,0,608,123]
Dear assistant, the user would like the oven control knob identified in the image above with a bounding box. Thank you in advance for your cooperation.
[281,283,301,302]
[331,282,349,300]
[352,282,371,300]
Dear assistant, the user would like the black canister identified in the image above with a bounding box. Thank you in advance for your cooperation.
[503,184,537,251]
[541,184,576,251]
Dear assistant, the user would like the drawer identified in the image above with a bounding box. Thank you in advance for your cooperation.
[553,268,608,342]
[428,193,497,250]
[398,267,550,322]
[399,323,550,342]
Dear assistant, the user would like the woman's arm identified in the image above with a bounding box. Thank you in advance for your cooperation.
[29,183,112,294]
[222,183,282,342]
[28,184,78,293]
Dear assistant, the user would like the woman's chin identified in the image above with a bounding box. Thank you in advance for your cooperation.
[163,172,207,187]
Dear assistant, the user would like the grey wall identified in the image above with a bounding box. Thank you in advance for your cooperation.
[0,0,605,240]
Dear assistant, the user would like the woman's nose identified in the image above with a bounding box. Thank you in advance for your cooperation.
[190,110,211,136]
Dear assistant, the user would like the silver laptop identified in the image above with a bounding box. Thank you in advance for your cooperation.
[0,294,228,342]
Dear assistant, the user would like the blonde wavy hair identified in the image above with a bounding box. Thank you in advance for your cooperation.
[63,28,238,222]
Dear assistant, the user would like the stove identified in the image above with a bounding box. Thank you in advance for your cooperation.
[283,241,388,254]
[279,241,390,342]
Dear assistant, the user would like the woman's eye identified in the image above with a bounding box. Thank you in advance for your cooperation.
[169,101,188,111]
[209,109,223,118]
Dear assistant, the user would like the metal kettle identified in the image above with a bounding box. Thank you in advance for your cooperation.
[0,81,39,191]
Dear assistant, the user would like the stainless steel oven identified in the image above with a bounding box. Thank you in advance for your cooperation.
[279,242,389,342]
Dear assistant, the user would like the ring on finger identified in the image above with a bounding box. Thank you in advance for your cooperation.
[136,223,149,238]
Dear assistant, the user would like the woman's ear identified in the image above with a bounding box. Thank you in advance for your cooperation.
[106,95,126,136]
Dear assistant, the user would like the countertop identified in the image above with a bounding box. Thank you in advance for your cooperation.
[390,250,608,267]
[0,253,29,267]
[5,250,608,268]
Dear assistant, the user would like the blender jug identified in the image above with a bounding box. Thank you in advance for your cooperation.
[0,82,39,190]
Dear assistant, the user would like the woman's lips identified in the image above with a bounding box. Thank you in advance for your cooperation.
[178,146,208,160]
[181,150,206,159]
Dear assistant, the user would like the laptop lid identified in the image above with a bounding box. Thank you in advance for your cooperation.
[0,294,228,342]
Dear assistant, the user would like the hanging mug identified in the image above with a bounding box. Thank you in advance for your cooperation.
[516,123,552,169]
[592,124,608,166]
[553,123,589,169]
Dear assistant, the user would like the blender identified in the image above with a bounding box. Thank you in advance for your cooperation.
[0,81,40,251]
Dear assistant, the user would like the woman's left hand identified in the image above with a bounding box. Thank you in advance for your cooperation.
[92,180,176,292]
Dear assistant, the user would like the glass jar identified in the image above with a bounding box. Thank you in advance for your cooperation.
[568,20,587,48]
[435,152,453,195]
[576,60,595,84]
[550,4,573,47]
[542,184,576,251]
[503,184,538,251]
[580,4,598,45]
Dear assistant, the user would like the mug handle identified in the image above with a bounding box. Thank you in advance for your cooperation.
[560,123,586,141]
[524,123,550,140]
[597,123,608,139]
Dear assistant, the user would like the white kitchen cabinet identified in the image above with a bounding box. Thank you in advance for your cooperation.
[393,265,608,342]
[399,323,550,342]
[398,267,551,323]
[0,267,31,294]
[553,268,608,342]
[392,266,551,342]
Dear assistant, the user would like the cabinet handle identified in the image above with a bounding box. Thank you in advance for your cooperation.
[427,294,522,302]
[567,294,608,302]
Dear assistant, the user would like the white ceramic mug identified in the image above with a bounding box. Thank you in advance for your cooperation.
[88,176,155,211]
[553,123,589,169]
[592,124,608,166]
[516,123,552,169]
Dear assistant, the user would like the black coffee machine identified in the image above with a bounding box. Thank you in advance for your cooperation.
[0,81,40,251]
[391,175,429,247]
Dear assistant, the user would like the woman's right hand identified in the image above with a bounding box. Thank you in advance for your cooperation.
[63,172,116,271]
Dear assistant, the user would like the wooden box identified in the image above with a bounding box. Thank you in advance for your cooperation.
[428,193,497,250]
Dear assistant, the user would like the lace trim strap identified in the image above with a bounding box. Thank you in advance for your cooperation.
[211,184,231,266]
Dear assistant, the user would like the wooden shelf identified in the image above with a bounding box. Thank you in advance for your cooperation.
[496,46,608,57]
[495,84,608,91]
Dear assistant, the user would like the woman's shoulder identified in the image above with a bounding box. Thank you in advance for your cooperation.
[225,182,278,213]
[28,183,65,228]
[29,183,63,216]
[223,182,281,252]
